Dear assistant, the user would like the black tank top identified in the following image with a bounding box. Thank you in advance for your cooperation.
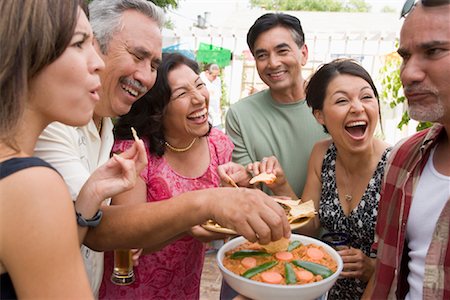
[0,157,55,300]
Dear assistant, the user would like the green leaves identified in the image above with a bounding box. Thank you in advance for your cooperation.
[379,43,431,132]
[249,0,370,12]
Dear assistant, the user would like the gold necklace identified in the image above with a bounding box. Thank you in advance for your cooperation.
[338,158,353,202]
[165,138,197,152]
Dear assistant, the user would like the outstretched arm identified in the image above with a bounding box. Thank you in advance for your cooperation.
[85,187,291,251]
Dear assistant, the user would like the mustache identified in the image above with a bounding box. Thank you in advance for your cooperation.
[403,84,437,95]
[120,77,147,94]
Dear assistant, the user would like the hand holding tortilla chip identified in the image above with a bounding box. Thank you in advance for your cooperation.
[249,172,277,185]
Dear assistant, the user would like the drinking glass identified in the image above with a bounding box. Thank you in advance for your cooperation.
[321,232,350,251]
[111,249,135,285]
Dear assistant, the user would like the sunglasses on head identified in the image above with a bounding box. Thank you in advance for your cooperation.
[401,0,450,18]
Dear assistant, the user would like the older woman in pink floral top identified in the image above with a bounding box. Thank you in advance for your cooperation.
[99,53,233,299]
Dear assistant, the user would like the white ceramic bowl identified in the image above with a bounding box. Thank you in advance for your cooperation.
[217,234,343,300]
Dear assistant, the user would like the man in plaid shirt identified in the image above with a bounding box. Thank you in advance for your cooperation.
[364,0,450,299]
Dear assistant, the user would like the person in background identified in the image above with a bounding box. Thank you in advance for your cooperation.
[364,1,450,299]
[300,59,391,299]
[225,12,327,198]
[200,63,223,129]
[0,0,145,298]
[99,52,232,299]
[34,0,291,296]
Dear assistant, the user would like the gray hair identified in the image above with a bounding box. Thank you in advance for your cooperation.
[89,0,165,54]
[208,64,220,72]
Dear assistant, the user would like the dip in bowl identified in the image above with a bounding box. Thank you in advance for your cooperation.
[217,234,343,300]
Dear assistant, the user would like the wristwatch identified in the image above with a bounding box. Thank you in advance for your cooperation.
[75,209,103,227]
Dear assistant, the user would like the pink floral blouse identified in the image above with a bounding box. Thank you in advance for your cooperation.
[99,129,233,299]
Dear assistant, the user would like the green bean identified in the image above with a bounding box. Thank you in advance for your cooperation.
[230,250,271,259]
[242,261,278,279]
[284,263,297,284]
[292,260,333,278]
[287,240,302,252]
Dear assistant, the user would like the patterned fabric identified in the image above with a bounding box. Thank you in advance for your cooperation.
[99,128,233,300]
[372,124,450,299]
[0,157,57,300]
[319,143,390,299]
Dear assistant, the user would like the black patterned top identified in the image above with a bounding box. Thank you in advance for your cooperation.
[319,143,391,300]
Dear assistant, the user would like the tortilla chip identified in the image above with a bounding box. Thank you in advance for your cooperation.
[131,127,139,141]
[249,172,277,185]
[273,199,316,224]
[273,199,302,208]
[288,200,316,223]
[258,237,289,253]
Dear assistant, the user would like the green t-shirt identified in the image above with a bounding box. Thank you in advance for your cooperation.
[226,89,328,197]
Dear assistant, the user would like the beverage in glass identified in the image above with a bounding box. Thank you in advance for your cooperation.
[321,232,350,251]
[111,249,135,285]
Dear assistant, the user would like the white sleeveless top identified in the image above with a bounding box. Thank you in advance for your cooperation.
[406,145,450,299]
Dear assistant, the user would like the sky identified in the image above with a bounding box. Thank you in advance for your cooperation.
[167,0,406,31]
[171,0,407,15]
[364,0,405,12]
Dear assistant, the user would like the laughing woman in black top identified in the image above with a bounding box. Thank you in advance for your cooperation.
[300,59,391,299]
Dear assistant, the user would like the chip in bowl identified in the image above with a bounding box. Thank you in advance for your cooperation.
[258,237,290,254]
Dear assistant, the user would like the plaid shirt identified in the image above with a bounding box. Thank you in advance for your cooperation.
[371,123,450,299]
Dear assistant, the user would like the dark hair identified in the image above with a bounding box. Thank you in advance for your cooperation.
[114,52,211,156]
[246,13,305,54]
[0,0,87,150]
[305,59,382,133]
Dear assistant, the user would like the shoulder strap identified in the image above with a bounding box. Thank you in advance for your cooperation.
[0,157,56,179]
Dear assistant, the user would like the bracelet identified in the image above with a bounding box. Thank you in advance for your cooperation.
[75,209,103,227]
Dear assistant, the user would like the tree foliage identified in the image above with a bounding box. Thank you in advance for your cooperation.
[250,0,370,12]
[85,0,178,10]
[381,5,396,13]
[379,45,432,131]
[150,0,178,10]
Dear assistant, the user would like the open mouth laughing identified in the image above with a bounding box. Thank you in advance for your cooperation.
[345,120,367,138]
[187,108,208,123]
[120,77,147,99]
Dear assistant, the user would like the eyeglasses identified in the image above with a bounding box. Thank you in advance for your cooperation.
[401,0,450,18]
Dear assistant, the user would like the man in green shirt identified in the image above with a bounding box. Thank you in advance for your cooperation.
[226,13,327,197]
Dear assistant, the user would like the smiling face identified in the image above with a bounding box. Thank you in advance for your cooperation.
[253,26,308,99]
[163,64,210,143]
[95,9,162,118]
[314,74,379,151]
[28,7,104,126]
[398,4,450,125]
